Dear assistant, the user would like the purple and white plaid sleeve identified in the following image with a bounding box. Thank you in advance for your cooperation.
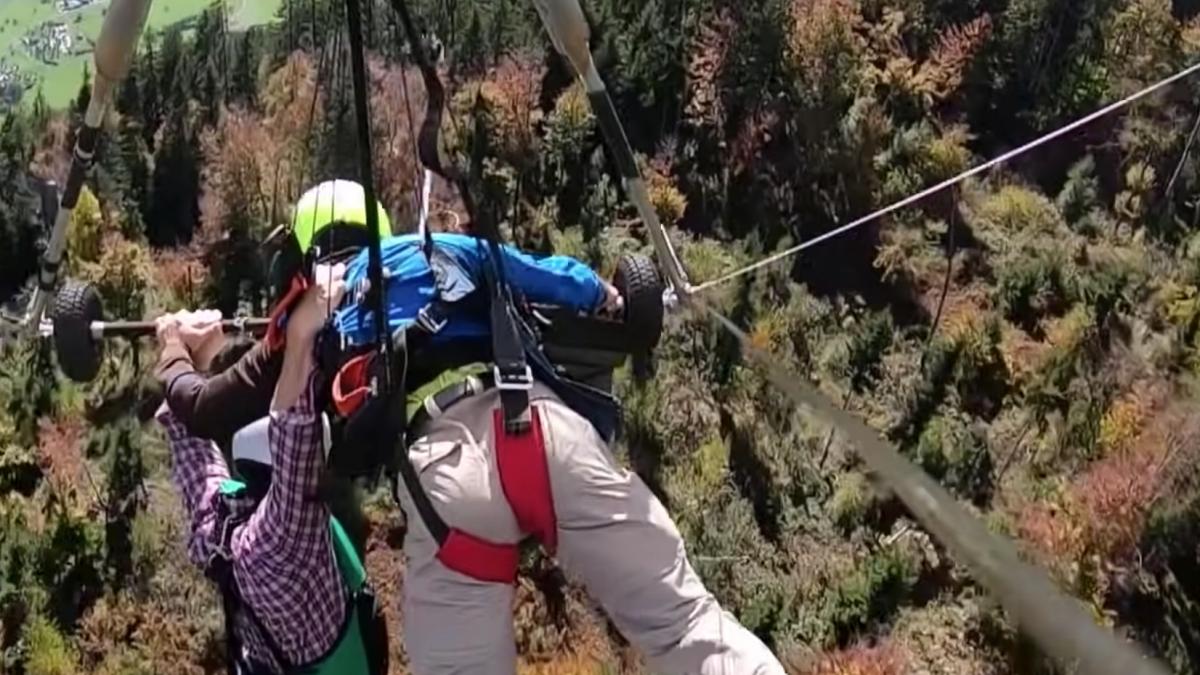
[232,371,347,667]
[156,403,230,567]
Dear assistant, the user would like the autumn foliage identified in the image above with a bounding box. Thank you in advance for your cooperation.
[7,0,1200,673]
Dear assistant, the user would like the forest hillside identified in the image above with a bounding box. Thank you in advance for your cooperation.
[3,0,1200,673]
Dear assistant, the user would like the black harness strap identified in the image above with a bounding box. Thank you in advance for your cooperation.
[384,0,532,436]
[345,0,393,395]
[208,495,292,674]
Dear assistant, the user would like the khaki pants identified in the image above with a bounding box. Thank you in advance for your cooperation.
[395,384,785,675]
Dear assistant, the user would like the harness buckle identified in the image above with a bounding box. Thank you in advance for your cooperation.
[416,304,447,334]
[210,514,237,565]
[494,364,534,391]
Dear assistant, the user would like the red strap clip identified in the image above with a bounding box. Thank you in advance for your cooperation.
[265,274,311,351]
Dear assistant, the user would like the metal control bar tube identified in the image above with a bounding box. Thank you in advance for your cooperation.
[531,0,692,296]
[23,0,154,329]
[87,318,271,340]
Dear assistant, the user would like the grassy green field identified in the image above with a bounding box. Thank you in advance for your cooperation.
[0,0,282,109]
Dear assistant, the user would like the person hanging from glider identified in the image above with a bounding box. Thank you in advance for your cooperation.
[154,266,389,675]
[153,179,394,459]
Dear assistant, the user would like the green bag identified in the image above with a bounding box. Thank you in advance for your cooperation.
[214,480,388,675]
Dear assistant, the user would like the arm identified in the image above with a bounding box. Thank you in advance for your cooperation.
[433,234,606,311]
[157,340,281,444]
[155,404,231,568]
[238,263,346,563]
[497,244,606,311]
[236,370,328,563]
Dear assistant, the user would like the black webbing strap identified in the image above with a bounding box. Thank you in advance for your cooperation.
[385,0,531,435]
[482,249,533,435]
[207,495,291,674]
[380,330,451,547]
[393,447,450,545]
[466,99,532,435]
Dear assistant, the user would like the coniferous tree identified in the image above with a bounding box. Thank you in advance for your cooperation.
[490,0,512,65]
[116,61,142,119]
[158,26,190,118]
[0,111,38,298]
[147,106,200,246]
[457,8,487,78]
[97,416,145,592]
[74,64,92,119]
[118,125,151,238]
[0,338,56,448]
[192,4,227,124]
[30,88,50,133]
[232,31,260,107]
[139,38,162,148]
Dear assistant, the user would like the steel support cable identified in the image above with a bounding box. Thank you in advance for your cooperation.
[397,58,425,222]
[691,59,1200,294]
[1164,102,1200,205]
[686,294,1170,675]
[345,0,393,387]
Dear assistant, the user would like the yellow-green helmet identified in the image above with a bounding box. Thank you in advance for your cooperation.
[292,179,392,255]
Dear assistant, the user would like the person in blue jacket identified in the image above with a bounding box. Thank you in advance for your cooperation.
[330,230,622,348]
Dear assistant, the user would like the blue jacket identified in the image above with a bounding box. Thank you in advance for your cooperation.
[332,233,605,347]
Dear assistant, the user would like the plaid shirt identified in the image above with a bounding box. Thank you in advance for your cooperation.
[157,372,347,672]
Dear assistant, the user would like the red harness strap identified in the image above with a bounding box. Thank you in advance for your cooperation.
[493,406,558,555]
[431,405,558,584]
[331,353,375,418]
[265,274,310,351]
[436,530,521,584]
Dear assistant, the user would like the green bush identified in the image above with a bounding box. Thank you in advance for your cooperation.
[820,546,919,644]
[828,472,872,532]
[952,315,1009,419]
[36,501,105,630]
[21,614,79,675]
[971,185,1067,239]
[1056,156,1101,230]
[913,415,993,504]
[994,249,1071,331]
[846,311,896,392]
[0,339,58,447]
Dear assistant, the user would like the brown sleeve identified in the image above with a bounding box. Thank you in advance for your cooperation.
[159,340,284,445]
[154,338,196,393]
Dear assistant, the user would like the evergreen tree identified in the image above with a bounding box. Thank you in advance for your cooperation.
[30,88,50,133]
[490,0,512,65]
[456,8,487,78]
[232,30,260,107]
[147,107,200,246]
[93,67,150,238]
[116,61,143,120]
[97,416,145,592]
[192,3,227,123]
[74,63,92,119]
[0,338,57,448]
[139,38,162,149]
[118,122,151,238]
[158,26,190,119]
[0,111,39,298]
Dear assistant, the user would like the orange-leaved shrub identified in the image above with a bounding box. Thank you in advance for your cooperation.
[36,416,86,502]
[808,641,908,675]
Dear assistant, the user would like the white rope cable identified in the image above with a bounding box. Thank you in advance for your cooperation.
[689,60,1200,294]
[418,168,433,236]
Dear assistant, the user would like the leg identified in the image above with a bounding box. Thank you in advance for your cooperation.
[395,398,524,675]
[536,396,786,675]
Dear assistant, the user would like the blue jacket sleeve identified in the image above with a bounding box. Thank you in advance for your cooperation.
[433,234,605,311]
[497,244,605,311]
